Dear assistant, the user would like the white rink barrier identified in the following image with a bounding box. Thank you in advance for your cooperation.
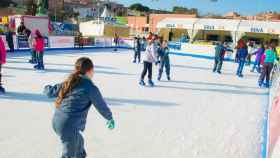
[0,35,134,50]
[262,63,280,158]
[49,36,75,48]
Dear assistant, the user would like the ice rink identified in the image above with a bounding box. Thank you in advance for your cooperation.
[0,48,268,158]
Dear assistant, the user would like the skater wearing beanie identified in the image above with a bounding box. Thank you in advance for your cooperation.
[212,42,226,74]
[139,39,158,86]
[157,40,171,81]
[133,36,141,63]
[44,57,115,158]
[258,43,278,88]
[236,40,248,77]
[0,37,6,94]
[33,30,45,70]
[251,43,265,73]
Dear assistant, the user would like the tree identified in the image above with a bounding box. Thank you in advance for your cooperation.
[129,3,150,12]
[25,0,37,15]
[0,0,15,7]
[172,6,198,15]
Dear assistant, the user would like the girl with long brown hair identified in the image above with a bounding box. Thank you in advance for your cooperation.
[44,57,115,158]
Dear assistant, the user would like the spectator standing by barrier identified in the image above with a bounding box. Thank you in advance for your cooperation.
[236,39,248,78]
[258,42,278,88]
[5,28,14,52]
[0,36,7,94]
[17,22,26,35]
[113,33,119,52]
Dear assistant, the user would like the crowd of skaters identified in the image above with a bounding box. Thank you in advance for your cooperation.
[213,39,279,88]
[0,22,46,93]
[1,25,280,157]
[133,32,171,86]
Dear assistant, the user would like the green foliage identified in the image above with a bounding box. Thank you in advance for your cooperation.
[172,6,198,15]
[0,0,15,8]
[129,3,150,12]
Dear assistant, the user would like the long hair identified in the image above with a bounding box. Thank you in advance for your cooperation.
[55,57,94,108]
[35,29,43,39]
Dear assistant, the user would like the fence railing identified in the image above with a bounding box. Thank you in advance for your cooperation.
[262,63,280,158]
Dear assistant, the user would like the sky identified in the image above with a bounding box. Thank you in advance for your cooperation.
[116,0,280,16]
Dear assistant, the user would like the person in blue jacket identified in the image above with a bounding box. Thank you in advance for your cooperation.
[44,57,115,158]
[236,40,248,77]
[157,40,171,81]
[212,42,226,74]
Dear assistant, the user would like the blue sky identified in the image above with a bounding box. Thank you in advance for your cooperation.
[116,0,280,15]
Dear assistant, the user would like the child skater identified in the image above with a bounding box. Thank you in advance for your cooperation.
[33,30,45,70]
[157,40,171,81]
[44,57,115,158]
[28,30,36,64]
[0,36,7,94]
[133,36,141,63]
[139,39,158,86]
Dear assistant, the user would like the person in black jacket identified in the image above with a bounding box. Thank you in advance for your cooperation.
[5,28,14,52]
[44,57,115,158]
[17,22,26,35]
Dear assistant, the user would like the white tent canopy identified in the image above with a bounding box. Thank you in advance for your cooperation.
[156,18,198,30]
[238,20,280,34]
[193,19,241,31]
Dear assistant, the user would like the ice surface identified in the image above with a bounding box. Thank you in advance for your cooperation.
[0,48,268,158]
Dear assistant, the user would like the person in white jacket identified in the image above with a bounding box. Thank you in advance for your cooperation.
[139,39,158,86]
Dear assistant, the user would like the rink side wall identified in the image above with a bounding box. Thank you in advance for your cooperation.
[267,64,280,158]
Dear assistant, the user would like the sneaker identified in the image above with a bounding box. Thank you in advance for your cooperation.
[139,80,145,86]
[167,76,171,81]
[0,86,6,94]
[148,80,154,87]
[34,64,39,69]
[39,65,45,70]
[264,83,270,88]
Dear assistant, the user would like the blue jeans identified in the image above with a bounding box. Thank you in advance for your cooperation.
[251,60,261,72]
[237,59,246,75]
[53,116,87,158]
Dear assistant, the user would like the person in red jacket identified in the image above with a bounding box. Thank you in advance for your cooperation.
[33,30,45,70]
[0,36,7,93]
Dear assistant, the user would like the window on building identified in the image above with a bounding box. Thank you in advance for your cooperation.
[207,35,219,41]
[225,36,233,42]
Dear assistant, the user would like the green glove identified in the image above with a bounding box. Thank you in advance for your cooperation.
[107,119,115,130]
